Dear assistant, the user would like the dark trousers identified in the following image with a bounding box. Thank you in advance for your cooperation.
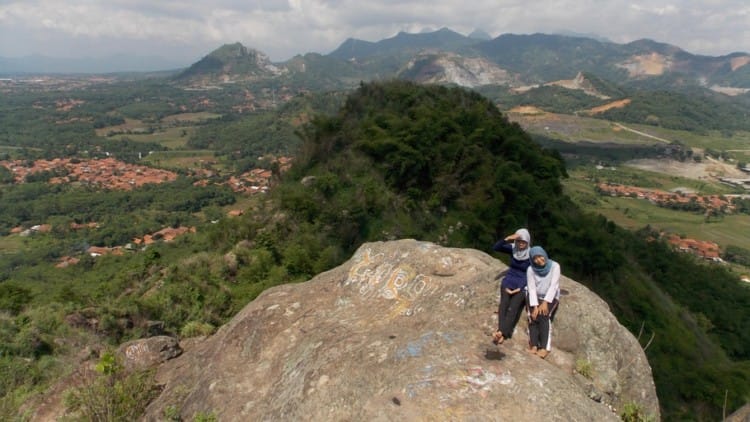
[497,288,526,338]
[528,299,559,351]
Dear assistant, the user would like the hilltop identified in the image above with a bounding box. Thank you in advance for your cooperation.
[31,240,660,421]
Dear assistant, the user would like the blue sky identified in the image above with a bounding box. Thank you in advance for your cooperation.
[1,0,748,66]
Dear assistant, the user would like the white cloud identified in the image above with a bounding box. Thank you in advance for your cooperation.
[1,0,749,65]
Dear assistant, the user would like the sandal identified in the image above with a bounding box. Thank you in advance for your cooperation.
[536,349,550,359]
[492,331,504,345]
[526,346,538,354]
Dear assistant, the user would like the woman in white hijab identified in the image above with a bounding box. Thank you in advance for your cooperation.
[526,246,561,359]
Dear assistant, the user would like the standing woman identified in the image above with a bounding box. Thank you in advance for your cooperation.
[526,246,561,359]
[491,228,532,345]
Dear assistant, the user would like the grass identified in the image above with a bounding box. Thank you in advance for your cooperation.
[0,235,25,254]
[96,113,222,150]
[160,112,222,124]
[103,126,194,149]
[575,358,594,379]
[568,165,737,194]
[508,112,661,145]
[140,150,218,170]
[0,145,43,159]
[512,112,750,161]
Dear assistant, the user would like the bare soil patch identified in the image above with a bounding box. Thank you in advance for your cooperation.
[585,99,631,115]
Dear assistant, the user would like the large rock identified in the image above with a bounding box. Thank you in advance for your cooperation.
[143,240,659,421]
[116,335,182,371]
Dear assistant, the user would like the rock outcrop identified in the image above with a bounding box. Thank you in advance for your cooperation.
[400,52,516,88]
[116,335,182,372]
[143,239,659,421]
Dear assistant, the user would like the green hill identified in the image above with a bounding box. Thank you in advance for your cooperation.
[328,27,474,60]
[176,42,280,81]
[218,81,750,421]
[239,81,750,419]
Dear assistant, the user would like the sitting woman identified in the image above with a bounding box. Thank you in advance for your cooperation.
[491,228,532,345]
[526,246,561,359]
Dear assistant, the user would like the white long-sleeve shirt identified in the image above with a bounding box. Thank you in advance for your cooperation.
[526,262,561,307]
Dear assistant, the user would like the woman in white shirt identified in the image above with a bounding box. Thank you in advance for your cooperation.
[526,246,560,359]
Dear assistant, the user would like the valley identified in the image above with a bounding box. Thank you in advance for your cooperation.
[507,109,750,276]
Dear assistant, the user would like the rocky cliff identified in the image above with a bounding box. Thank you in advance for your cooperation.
[140,239,659,421]
[398,51,516,88]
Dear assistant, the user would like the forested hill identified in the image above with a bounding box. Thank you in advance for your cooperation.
[264,81,749,420]
[287,79,567,250]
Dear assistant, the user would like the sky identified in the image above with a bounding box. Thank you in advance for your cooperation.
[1,0,749,67]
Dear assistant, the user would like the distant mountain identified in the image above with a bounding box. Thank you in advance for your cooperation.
[554,30,611,43]
[468,29,492,40]
[162,30,750,133]
[320,30,750,90]
[469,33,750,87]
[327,27,475,61]
[175,42,286,84]
[7,28,750,93]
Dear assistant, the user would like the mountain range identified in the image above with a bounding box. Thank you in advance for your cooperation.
[162,28,750,136]
[4,28,750,95]
[165,27,750,106]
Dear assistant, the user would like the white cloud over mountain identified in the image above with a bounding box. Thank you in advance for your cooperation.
[1,0,748,65]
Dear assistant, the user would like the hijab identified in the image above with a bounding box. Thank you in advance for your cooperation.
[512,228,531,261]
[529,246,552,276]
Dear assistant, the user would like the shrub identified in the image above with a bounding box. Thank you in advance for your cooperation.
[620,401,656,422]
[64,352,160,421]
[575,358,593,379]
[193,411,217,422]
[180,321,215,338]
[0,284,32,315]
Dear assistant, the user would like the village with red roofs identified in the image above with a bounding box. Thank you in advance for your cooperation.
[0,156,293,268]
[597,182,738,214]
[596,182,750,263]
[1,157,746,276]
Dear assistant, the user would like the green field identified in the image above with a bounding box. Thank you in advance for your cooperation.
[140,150,220,170]
[569,165,738,194]
[104,126,194,149]
[564,167,750,251]
[0,145,43,158]
[509,112,664,145]
[160,112,222,123]
[515,112,750,162]
[97,113,222,150]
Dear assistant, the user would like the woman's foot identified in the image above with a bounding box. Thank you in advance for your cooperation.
[536,349,550,359]
[526,346,538,354]
[492,331,504,345]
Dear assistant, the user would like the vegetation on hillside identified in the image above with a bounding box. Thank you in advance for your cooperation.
[187,91,347,171]
[599,89,750,132]
[0,81,748,421]
[256,82,750,420]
